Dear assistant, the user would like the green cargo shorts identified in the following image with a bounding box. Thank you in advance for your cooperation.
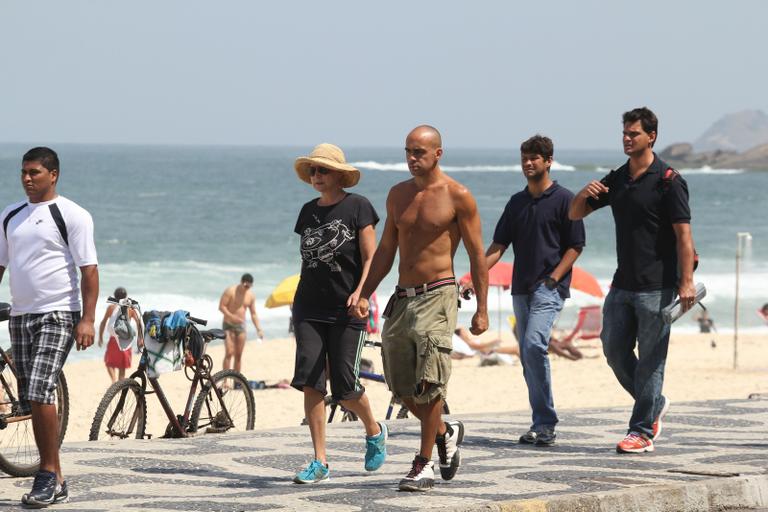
[381,285,458,405]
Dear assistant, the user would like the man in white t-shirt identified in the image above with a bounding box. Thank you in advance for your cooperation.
[0,147,99,507]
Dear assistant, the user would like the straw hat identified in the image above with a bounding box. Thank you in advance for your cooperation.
[294,143,360,188]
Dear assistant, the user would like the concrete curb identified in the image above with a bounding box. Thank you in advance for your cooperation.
[444,474,768,512]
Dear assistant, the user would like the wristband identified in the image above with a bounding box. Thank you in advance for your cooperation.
[544,276,558,290]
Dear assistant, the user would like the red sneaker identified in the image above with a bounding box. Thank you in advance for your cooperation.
[616,433,654,454]
[652,398,670,440]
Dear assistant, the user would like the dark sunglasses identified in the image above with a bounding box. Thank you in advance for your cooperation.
[309,166,332,176]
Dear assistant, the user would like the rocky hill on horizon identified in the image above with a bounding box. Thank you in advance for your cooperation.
[660,109,768,170]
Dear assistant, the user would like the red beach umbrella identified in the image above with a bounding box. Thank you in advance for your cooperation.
[458,263,603,336]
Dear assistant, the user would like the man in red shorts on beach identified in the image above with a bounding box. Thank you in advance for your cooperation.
[352,125,488,491]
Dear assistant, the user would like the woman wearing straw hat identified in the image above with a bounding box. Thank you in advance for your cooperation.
[290,143,387,483]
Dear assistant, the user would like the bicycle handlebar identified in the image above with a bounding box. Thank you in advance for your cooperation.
[188,315,207,326]
[106,296,140,307]
[105,296,207,326]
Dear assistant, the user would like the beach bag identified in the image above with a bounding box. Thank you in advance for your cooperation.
[142,310,187,378]
[112,305,136,351]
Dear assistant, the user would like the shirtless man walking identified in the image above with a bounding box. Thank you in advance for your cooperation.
[219,273,264,375]
[352,125,488,491]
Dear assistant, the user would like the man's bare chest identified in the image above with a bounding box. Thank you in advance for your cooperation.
[395,195,455,235]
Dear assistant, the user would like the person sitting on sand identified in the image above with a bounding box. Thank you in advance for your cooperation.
[450,326,518,363]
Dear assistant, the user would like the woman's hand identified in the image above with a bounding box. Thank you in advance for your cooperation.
[347,290,361,308]
[349,297,369,319]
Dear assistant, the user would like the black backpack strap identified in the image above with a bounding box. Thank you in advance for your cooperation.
[663,167,679,179]
[661,166,699,271]
[661,167,680,186]
[3,204,28,239]
[48,203,69,246]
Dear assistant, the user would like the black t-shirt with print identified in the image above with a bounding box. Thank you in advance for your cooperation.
[292,193,379,326]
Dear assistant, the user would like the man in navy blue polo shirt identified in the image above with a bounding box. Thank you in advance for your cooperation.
[569,107,696,454]
[485,135,585,446]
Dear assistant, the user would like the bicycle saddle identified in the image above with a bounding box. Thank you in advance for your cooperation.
[200,328,226,341]
[0,303,10,322]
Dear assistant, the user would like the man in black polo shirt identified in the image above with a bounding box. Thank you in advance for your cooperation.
[569,107,696,454]
[486,135,585,446]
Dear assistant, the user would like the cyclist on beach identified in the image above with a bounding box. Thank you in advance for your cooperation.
[352,125,489,491]
[289,143,387,484]
[0,147,99,506]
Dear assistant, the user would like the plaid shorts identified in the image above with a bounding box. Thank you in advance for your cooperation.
[9,311,79,413]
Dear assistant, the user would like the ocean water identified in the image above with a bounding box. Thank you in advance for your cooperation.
[1,143,766,361]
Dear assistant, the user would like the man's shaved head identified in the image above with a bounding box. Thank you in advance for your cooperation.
[405,125,444,176]
[407,125,442,148]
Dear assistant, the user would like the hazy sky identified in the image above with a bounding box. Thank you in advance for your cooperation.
[1,1,766,149]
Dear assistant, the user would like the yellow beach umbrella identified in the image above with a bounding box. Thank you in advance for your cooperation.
[265,274,300,308]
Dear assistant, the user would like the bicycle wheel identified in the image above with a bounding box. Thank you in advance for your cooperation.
[325,396,358,423]
[190,369,255,433]
[89,379,146,441]
[0,371,69,477]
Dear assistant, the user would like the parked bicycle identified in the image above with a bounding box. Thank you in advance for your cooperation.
[303,340,450,424]
[89,296,255,441]
[0,302,69,477]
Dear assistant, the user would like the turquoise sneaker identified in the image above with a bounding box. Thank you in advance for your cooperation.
[293,459,329,484]
[364,422,388,471]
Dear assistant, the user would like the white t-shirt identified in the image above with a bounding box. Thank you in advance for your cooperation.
[0,196,98,315]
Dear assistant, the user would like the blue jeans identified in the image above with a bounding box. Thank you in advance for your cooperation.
[601,287,675,437]
[513,284,564,430]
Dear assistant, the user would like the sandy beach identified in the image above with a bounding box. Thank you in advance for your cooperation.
[62,330,768,443]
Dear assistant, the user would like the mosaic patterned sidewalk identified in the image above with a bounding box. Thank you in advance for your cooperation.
[1,398,766,511]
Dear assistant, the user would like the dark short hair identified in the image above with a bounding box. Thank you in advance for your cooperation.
[23,147,60,173]
[520,135,554,160]
[622,107,658,137]
[241,273,254,284]
[114,287,128,300]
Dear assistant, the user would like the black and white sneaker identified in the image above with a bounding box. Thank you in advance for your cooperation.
[21,470,57,508]
[436,420,464,480]
[398,456,434,492]
[54,480,69,504]
[535,427,556,446]
[518,430,538,444]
